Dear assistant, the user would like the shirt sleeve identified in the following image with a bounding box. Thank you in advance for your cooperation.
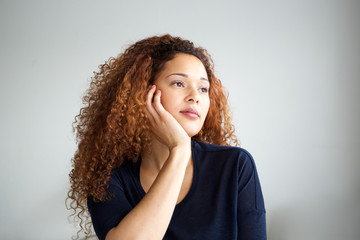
[237,150,267,240]
[87,177,133,240]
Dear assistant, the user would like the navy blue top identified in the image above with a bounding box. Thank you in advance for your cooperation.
[88,140,266,240]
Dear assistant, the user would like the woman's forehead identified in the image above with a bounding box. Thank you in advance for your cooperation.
[158,53,208,79]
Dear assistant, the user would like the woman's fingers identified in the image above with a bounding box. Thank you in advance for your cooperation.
[146,85,160,123]
[146,85,155,107]
[153,89,166,114]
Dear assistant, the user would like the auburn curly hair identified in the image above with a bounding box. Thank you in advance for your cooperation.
[67,34,238,239]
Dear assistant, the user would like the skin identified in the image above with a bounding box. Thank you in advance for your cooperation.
[106,53,210,240]
[153,53,210,139]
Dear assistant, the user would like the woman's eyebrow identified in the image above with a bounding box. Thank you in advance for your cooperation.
[166,73,209,82]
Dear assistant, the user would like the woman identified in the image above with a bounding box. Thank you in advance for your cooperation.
[67,34,266,240]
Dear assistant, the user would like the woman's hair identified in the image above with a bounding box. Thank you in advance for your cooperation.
[67,34,238,239]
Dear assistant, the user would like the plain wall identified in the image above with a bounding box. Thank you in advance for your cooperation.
[0,0,359,239]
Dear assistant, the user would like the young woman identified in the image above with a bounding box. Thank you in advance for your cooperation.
[67,34,266,240]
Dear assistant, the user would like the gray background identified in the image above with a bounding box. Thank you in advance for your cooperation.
[1,0,359,239]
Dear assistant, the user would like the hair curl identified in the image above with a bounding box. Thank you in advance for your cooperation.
[67,34,238,239]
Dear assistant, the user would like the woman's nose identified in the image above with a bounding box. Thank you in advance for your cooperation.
[186,87,200,103]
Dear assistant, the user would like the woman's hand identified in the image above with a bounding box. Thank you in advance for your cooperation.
[145,85,190,151]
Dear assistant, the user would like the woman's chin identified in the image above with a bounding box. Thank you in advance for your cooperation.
[177,119,203,138]
[184,128,202,138]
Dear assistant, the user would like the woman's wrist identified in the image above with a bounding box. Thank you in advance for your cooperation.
[169,140,191,153]
[166,143,191,170]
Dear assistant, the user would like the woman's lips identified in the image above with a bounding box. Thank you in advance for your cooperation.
[180,108,199,119]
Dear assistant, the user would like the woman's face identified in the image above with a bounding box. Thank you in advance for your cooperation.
[153,53,210,137]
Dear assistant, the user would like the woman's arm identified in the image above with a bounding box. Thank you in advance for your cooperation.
[106,86,191,240]
[237,151,266,240]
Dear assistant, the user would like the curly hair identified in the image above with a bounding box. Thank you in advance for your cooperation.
[67,34,238,239]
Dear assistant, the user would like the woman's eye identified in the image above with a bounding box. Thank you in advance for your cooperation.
[173,81,184,87]
[200,87,209,93]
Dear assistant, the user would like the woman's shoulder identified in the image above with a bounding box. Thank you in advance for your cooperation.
[192,140,253,159]
[191,140,256,170]
[107,159,139,186]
